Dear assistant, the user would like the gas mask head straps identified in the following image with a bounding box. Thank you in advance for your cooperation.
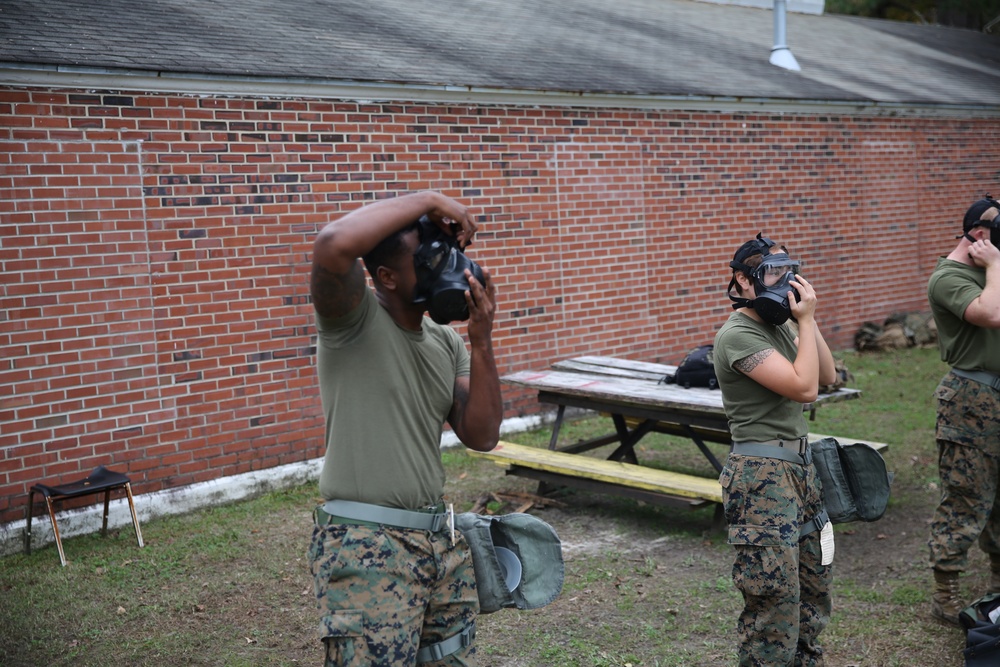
[727,233,776,311]
[961,194,1000,245]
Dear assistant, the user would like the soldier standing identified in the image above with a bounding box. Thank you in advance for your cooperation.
[308,191,503,665]
[713,233,838,666]
[927,196,1000,625]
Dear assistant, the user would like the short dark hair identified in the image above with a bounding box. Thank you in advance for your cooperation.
[362,220,420,282]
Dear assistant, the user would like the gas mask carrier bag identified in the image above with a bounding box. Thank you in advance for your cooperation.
[455,512,564,614]
[810,437,891,524]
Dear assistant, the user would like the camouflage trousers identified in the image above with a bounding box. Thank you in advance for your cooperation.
[928,372,1000,572]
[309,513,479,667]
[720,454,833,667]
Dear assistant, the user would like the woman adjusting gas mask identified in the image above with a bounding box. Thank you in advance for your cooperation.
[727,233,802,326]
[412,215,486,324]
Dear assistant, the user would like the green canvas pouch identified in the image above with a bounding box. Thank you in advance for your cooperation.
[810,437,891,523]
[455,512,564,614]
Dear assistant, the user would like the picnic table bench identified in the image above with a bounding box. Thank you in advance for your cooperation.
[476,355,884,513]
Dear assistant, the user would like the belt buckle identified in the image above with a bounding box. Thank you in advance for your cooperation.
[778,437,808,457]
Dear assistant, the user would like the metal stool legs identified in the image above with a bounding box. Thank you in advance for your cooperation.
[24,466,144,566]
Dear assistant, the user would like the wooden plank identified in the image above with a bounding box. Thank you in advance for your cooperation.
[502,365,861,416]
[562,355,676,376]
[503,467,715,510]
[470,441,723,503]
[552,358,671,382]
[502,369,728,414]
[562,355,862,413]
[615,419,888,452]
[807,432,889,452]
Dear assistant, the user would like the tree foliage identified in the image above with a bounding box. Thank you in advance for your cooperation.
[825,0,1000,30]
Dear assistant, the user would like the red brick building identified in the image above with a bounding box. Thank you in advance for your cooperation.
[2,0,1000,552]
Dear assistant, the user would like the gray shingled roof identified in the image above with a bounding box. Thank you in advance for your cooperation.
[2,0,999,108]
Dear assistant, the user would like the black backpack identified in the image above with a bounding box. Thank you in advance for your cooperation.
[959,593,1000,667]
[661,345,718,390]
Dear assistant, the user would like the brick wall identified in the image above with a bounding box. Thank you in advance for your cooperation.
[2,86,998,524]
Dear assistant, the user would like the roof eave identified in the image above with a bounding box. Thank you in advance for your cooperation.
[3,63,1000,119]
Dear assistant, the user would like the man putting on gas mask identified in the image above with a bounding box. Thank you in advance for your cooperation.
[713,233,838,667]
[309,191,502,666]
[413,214,487,325]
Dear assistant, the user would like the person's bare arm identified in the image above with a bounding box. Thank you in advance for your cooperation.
[310,191,476,318]
[448,268,502,452]
[963,237,1000,329]
[737,275,824,403]
[813,322,837,388]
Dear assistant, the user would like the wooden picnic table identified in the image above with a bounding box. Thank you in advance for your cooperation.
[475,355,866,512]
[503,355,862,474]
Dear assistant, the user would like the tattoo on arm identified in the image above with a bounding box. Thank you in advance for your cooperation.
[310,261,365,319]
[449,380,470,430]
[734,349,774,375]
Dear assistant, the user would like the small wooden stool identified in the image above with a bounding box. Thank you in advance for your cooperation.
[24,466,144,566]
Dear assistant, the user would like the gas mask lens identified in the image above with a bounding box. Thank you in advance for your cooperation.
[749,254,801,326]
[754,257,800,287]
[418,240,449,273]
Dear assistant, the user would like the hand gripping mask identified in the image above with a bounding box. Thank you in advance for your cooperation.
[962,195,1000,246]
[412,215,485,325]
[728,233,801,326]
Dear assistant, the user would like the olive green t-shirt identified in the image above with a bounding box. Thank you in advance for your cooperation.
[712,311,808,443]
[927,257,1000,374]
[315,288,470,509]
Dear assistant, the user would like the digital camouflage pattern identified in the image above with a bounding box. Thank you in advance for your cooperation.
[309,516,479,667]
[929,373,1000,572]
[720,454,833,667]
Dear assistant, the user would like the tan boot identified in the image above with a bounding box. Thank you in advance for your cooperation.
[931,569,963,626]
[989,555,1000,594]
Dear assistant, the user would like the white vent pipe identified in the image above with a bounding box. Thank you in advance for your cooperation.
[769,0,801,71]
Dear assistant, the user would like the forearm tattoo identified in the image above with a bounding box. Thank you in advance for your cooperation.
[450,381,470,427]
[734,348,774,375]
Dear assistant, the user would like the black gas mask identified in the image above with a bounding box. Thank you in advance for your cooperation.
[412,215,485,324]
[962,195,1000,246]
[728,233,802,326]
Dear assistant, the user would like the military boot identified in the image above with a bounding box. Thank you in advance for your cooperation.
[989,554,1000,594]
[931,569,963,626]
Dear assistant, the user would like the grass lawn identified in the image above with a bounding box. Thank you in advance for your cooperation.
[0,346,983,666]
